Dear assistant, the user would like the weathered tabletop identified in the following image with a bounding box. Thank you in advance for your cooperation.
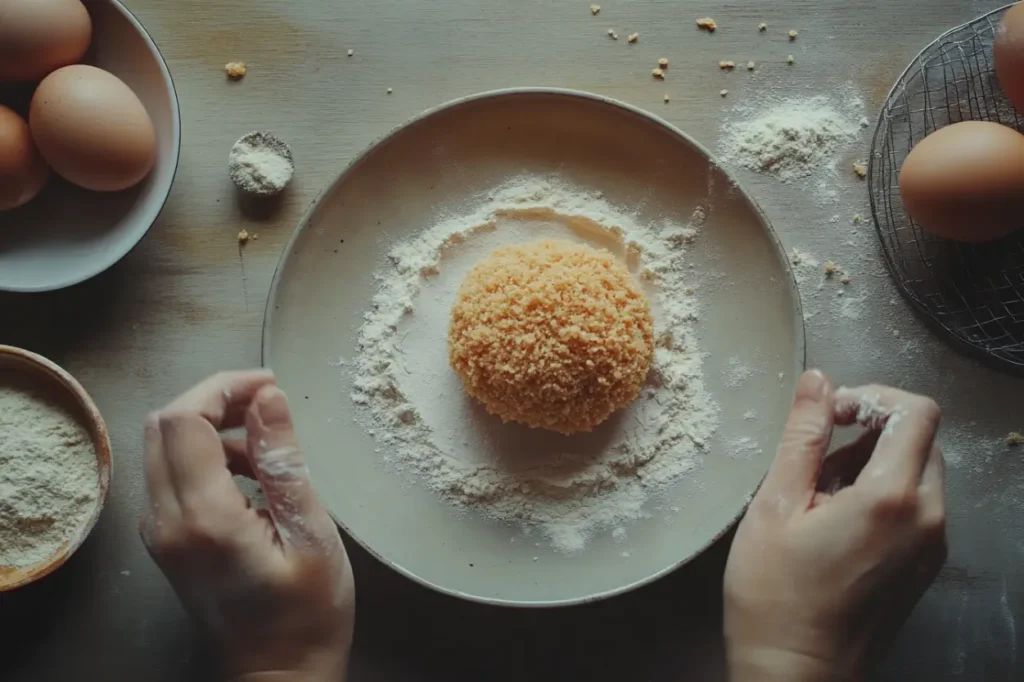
[2,0,1022,679]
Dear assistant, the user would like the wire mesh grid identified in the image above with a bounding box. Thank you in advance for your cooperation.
[869,3,1024,373]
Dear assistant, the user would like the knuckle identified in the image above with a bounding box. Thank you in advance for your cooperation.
[910,396,941,425]
[144,412,161,434]
[872,489,920,519]
[920,508,947,537]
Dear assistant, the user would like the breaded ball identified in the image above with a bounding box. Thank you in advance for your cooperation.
[448,240,655,434]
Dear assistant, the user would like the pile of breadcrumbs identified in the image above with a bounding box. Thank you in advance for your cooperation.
[448,240,654,434]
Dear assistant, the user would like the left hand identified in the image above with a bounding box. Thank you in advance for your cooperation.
[140,370,355,681]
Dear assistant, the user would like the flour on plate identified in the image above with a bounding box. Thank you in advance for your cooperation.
[349,177,719,552]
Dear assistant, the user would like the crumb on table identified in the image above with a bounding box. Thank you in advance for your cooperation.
[347,49,354,57]
[853,214,863,225]
[853,161,868,178]
[758,22,767,32]
[840,274,851,285]
[787,54,795,64]
[824,260,837,277]
[387,87,393,94]
[746,61,756,70]
[658,57,669,68]
[225,61,247,79]
[663,93,670,103]
[237,229,250,245]
[607,28,618,39]
[719,60,736,69]
[720,89,728,97]
[1008,432,1024,446]
[697,17,717,32]
[652,68,665,79]
[590,4,600,15]
[789,29,798,40]
[628,32,639,43]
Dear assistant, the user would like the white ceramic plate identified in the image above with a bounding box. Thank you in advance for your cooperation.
[263,89,804,606]
[0,0,180,292]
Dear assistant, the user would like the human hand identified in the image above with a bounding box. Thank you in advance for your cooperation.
[724,370,946,682]
[140,371,354,682]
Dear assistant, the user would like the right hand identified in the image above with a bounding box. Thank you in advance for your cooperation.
[724,370,947,682]
[140,371,354,682]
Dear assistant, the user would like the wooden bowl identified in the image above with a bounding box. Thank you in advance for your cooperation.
[0,345,112,591]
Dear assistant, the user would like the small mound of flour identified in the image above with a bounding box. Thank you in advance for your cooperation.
[349,177,719,552]
[718,94,864,182]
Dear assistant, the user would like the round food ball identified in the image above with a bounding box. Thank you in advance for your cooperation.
[996,3,1024,114]
[0,0,92,83]
[899,121,1024,242]
[30,65,156,192]
[448,240,655,434]
[0,104,49,211]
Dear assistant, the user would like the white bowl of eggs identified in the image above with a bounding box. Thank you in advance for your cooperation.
[0,0,180,292]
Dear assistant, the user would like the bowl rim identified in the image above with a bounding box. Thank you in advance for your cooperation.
[261,87,806,607]
[0,0,182,293]
[0,344,113,591]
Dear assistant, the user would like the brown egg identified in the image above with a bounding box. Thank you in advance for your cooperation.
[30,65,156,192]
[0,104,50,211]
[899,121,1024,242]
[0,0,92,83]
[996,3,1024,114]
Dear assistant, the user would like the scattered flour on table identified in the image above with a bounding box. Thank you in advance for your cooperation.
[717,91,865,183]
[0,375,99,569]
[348,177,719,552]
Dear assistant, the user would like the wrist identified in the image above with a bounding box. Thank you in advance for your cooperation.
[727,645,858,682]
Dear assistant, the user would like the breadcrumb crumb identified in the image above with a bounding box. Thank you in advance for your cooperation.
[1007,432,1024,446]
[746,61,756,70]
[840,274,851,285]
[787,54,795,64]
[719,60,736,69]
[628,32,639,43]
[663,93,671,103]
[590,4,600,15]
[386,87,393,94]
[824,260,837,277]
[225,62,247,79]
[448,240,654,434]
[853,214,863,225]
[853,161,867,178]
[652,68,665,79]
[789,29,798,40]
[720,89,728,97]
[758,22,767,32]
[697,17,717,32]
[237,229,250,244]
[658,57,669,68]
[347,49,354,57]
[607,28,618,40]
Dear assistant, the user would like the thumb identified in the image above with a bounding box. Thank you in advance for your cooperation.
[246,384,340,553]
[757,369,835,514]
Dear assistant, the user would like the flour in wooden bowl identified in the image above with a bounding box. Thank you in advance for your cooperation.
[348,177,719,552]
[0,373,99,569]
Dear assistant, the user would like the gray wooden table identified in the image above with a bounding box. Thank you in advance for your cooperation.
[2,0,1022,679]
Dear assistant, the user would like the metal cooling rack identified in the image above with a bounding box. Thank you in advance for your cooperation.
[869,3,1024,373]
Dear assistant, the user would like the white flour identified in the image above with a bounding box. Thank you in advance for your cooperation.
[0,375,99,568]
[718,93,865,183]
[349,177,719,552]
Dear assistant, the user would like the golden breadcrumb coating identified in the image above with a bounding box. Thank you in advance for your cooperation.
[448,240,654,434]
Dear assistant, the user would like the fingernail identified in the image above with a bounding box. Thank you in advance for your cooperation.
[256,386,291,429]
[800,369,827,401]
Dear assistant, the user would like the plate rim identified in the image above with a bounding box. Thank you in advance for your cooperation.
[261,86,806,607]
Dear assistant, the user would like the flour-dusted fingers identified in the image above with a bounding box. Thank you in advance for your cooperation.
[245,384,340,553]
[757,370,836,513]
[159,412,250,515]
[834,385,940,490]
[163,369,275,430]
